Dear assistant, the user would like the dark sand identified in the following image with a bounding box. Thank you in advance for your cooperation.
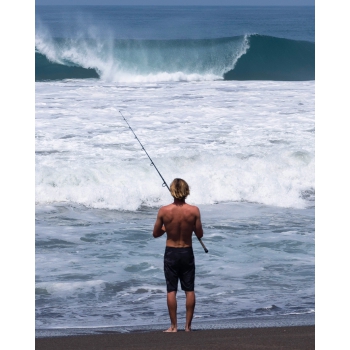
[36,325,314,350]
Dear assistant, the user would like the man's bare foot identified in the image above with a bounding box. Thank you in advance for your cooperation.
[163,326,177,332]
[185,327,192,332]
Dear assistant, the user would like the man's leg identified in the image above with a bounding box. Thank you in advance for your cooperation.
[185,291,195,331]
[164,291,177,332]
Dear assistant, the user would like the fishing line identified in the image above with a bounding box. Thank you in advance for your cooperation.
[119,110,208,253]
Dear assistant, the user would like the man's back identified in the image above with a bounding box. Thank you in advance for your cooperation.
[161,202,202,247]
[153,200,203,247]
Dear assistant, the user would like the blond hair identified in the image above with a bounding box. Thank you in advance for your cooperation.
[170,178,190,200]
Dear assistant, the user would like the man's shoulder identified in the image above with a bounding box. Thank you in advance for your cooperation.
[186,203,199,209]
[159,202,200,213]
[158,204,172,213]
[186,203,200,214]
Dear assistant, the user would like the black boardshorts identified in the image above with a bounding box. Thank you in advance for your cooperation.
[164,246,195,292]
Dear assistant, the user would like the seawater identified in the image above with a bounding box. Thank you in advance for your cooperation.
[35,6,315,335]
[35,6,314,82]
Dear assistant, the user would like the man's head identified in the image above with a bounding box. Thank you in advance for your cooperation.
[170,178,190,200]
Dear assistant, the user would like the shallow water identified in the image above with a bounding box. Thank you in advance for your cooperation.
[36,201,314,331]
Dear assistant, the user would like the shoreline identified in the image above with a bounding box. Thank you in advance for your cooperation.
[36,325,315,350]
[36,313,314,338]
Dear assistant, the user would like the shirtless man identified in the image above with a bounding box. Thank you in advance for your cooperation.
[153,178,204,332]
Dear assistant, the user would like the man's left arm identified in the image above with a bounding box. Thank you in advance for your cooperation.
[153,209,166,238]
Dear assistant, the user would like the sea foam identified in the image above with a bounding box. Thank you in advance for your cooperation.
[36,79,314,210]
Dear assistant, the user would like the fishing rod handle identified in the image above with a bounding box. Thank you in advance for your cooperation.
[197,237,209,253]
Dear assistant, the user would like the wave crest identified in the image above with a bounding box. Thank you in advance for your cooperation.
[35,32,314,82]
[35,32,249,82]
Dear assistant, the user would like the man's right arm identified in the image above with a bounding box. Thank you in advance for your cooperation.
[193,207,203,239]
[153,208,166,238]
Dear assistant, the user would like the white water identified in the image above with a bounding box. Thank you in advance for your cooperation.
[36,80,314,210]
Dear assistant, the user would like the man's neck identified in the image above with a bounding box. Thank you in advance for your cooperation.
[173,198,186,205]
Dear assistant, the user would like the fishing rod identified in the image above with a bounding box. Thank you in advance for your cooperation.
[119,110,208,253]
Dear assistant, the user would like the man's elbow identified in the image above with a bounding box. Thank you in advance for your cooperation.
[195,230,203,239]
[153,230,163,238]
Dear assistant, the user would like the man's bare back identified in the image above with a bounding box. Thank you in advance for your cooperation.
[152,199,203,246]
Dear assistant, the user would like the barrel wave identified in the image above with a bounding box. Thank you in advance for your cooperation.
[35,34,314,82]
[224,35,315,81]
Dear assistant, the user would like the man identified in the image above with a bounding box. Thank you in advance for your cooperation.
[153,178,204,332]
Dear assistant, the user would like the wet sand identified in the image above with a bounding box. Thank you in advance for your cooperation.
[36,325,315,350]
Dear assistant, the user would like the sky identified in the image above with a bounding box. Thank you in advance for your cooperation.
[35,1,315,6]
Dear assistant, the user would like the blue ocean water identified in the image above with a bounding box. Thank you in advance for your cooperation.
[35,6,314,82]
[35,6,314,336]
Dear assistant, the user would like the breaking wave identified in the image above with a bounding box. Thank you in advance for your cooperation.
[35,34,314,82]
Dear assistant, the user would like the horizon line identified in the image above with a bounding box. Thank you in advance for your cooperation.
[35,4,315,7]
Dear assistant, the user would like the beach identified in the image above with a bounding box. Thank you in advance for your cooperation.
[35,5,315,342]
[36,325,315,350]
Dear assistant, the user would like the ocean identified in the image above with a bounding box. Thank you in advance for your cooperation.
[35,6,315,336]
